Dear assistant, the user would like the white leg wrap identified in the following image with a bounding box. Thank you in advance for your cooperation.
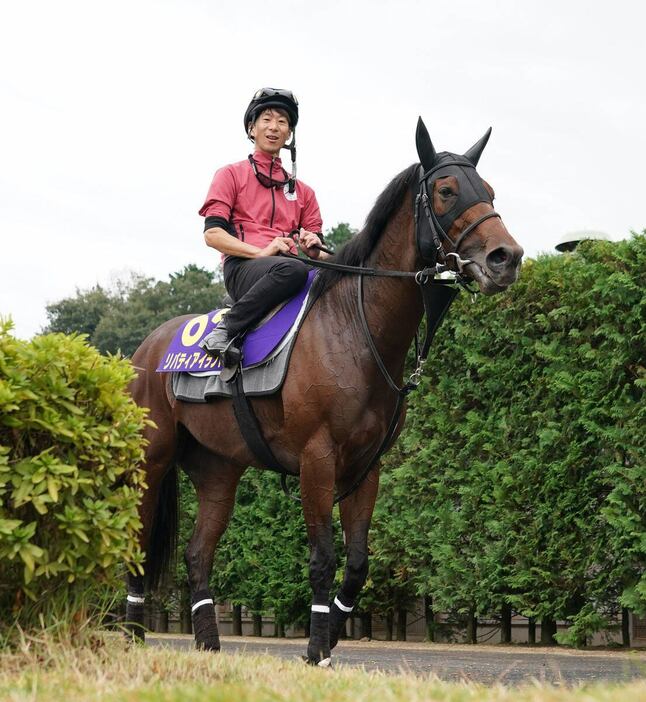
[333,597,354,613]
[311,604,330,614]
[127,595,145,604]
[191,598,214,614]
[318,657,332,667]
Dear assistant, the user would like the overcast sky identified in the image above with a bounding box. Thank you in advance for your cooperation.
[2,0,645,339]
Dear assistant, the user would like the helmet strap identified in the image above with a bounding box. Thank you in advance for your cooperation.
[282,128,297,193]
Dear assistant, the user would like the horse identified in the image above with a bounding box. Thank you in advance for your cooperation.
[125,118,523,665]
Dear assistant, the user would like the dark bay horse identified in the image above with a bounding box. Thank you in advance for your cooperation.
[126,119,523,664]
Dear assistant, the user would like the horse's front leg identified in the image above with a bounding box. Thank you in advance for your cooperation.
[300,437,337,666]
[329,465,379,650]
[183,444,245,651]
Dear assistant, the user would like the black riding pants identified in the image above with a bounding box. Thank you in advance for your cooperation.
[222,256,309,337]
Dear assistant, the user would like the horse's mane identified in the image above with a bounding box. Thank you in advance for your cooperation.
[311,163,419,299]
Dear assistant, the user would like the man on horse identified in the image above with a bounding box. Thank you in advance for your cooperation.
[198,87,328,368]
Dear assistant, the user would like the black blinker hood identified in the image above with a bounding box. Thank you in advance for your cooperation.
[413,117,495,265]
[427,152,492,234]
[414,153,494,265]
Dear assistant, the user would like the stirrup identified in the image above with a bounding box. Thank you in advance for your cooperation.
[219,361,239,384]
[219,341,242,384]
[222,340,242,367]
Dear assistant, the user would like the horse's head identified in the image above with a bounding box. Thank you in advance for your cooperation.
[415,117,523,294]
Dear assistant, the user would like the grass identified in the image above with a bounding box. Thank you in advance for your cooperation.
[0,634,644,702]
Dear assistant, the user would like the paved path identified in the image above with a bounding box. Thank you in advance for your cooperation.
[148,635,646,685]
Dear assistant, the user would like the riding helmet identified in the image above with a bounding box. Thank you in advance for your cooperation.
[243,88,299,134]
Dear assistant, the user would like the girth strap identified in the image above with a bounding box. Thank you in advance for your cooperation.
[230,371,298,479]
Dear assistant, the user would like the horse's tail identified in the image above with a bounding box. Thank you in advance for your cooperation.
[144,464,179,593]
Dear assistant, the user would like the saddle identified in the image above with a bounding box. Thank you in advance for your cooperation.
[161,270,318,401]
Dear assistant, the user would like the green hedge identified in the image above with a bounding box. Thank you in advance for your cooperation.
[0,320,148,634]
[373,233,646,644]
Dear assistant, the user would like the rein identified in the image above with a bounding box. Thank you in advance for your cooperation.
[280,249,469,281]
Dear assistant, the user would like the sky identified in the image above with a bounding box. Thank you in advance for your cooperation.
[1,0,645,339]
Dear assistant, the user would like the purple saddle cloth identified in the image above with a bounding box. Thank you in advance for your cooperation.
[157,270,316,374]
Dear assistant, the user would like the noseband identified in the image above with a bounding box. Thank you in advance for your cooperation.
[414,158,501,272]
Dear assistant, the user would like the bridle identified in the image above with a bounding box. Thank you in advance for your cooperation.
[414,158,501,274]
[294,157,501,282]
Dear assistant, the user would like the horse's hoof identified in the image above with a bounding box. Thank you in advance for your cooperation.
[196,640,221,652]
[302,655,333,668]
[123,625,146,646]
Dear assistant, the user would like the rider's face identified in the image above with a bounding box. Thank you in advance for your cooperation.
[250,109,291,156]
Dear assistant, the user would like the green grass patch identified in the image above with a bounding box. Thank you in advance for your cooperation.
[0,636,645,702]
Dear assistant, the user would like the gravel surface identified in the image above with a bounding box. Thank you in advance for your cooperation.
[148,635,646,685]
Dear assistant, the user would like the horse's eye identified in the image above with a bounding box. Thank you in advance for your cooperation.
[439,187,454,198]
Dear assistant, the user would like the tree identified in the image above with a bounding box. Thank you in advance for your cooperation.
[44,265,226,356]
[324,222,357,251]
[45,285,113,338]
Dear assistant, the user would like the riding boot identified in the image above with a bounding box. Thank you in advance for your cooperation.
[199,321,242,367]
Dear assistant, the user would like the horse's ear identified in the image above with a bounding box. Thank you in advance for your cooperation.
[464,127,492,166]
[416,117,437,171]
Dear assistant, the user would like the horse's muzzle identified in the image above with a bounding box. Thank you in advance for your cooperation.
[465,242,523,294]
[485,243,524,288]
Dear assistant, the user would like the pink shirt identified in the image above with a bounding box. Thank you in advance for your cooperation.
[199,150,323,258]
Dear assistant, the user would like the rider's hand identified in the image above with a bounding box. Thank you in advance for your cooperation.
[298,229,323,259]
[258,236,297,257]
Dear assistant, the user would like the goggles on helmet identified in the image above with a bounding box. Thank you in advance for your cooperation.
[252,87,298,105]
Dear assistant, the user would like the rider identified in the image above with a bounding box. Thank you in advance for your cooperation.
[198,87,328,368]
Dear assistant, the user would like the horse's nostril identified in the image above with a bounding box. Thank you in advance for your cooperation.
[485,245,523,276]
[487,247,511,268]
[490,249,509,265]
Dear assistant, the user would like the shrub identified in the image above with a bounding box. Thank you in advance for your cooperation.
[375,233,646,643]
[0,319,148,637]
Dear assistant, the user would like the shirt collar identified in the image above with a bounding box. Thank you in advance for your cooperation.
[253,149,283,168]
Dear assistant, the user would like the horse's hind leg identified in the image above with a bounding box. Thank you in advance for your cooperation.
[182,442,245,651]
[329,465,379,650]
[125,415,180,642]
